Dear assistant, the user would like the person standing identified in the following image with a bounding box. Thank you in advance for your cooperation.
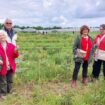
[3,18,17,46]
[71,25,93,88]
[0,30,19,99]
[92,24,105,80]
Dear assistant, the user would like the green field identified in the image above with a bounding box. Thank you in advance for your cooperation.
[1,31,105,105]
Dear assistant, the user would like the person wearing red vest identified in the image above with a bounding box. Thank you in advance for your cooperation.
[92,24,105,80]
[0,30,19,99]
[71,25,93,88]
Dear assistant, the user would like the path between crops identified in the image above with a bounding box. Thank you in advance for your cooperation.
[13,80,94,97]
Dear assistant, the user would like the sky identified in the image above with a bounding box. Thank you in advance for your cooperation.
[0,0,105,27]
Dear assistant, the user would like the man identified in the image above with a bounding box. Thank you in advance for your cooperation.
[92,24,105,80]
[3,18,17,46]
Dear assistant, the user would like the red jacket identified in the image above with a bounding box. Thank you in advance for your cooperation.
[94,34,105,51]
[81,36,93,60]
[0,42,19,75]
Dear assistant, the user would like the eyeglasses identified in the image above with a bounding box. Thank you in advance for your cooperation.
[100,28,104,30]
[6,22,12,25]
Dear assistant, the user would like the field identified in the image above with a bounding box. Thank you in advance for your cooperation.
[1,31,105,105]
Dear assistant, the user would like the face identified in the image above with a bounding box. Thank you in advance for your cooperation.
[4,19,13,30]
[82,29,89,36]
[100,27,105,34]
[0,32,6,42]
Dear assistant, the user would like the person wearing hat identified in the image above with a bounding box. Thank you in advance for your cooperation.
[92,24,105,80]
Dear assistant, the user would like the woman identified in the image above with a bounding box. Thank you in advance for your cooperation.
[71,25,93,88]
[0,30,19,99]
[92,24,105,80]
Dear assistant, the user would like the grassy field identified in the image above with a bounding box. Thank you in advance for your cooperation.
[1,31,105,105]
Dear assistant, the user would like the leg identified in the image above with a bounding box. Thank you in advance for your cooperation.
[71,62,81,88]
[92,60,102,79]
[6,70,13,93]
[103,61,105,79]
[82,60,88,84]
[0,75,7,95]
[72,62,81,80]
[82,60,88,78]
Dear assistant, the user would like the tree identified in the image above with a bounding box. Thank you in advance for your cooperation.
[35,26,43,30]
[52,26,62,29]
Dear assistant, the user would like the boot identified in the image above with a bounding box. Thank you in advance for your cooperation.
[71,80,77,88]
[82,78,88,85]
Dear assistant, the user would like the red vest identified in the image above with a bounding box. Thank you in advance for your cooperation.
[81,36,93,60]
[0,42,19,75]
[94,34,105,51]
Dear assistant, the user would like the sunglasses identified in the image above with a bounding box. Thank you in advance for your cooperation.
[6,22,12,25]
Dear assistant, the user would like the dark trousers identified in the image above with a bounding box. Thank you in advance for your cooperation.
[92,60,105,79]
[72,61,88,80]
[0,70,13,95]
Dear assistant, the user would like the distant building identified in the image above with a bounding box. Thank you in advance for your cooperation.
[22,28,36,33]
[14,28,22,32]
[14,27,99,33]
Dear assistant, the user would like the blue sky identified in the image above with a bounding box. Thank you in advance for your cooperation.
[0,0,105,27]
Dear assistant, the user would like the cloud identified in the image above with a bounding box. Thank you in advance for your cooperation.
[0,0,105,26]
[74,0,105,18]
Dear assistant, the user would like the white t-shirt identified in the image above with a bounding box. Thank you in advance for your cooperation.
[6,33,17,46]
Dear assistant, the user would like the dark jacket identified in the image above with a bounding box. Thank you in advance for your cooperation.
[3,27,17,45]
[3,27,17,40]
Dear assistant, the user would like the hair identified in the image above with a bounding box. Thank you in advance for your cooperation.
[80,25,90,34]
[4,18,12,24]
[100,24,105,29]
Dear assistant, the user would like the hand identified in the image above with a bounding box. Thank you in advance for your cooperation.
[0,60,3,65]
[14,45,19,52]
[16,45,19,49]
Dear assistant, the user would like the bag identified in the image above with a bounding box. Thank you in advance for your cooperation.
[97,49,105,61]
[76,49,86,58]
[94,34,105,61]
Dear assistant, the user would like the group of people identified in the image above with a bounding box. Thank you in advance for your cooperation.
[71,24,105,88]
[0,18,19,99]
[0,18,105,99]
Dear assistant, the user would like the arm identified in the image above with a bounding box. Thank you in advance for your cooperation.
[73,36,80,56]
[88,37,96,63]
[13,46,19,58]
[93,35,101,48]
[12,34,17,46]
